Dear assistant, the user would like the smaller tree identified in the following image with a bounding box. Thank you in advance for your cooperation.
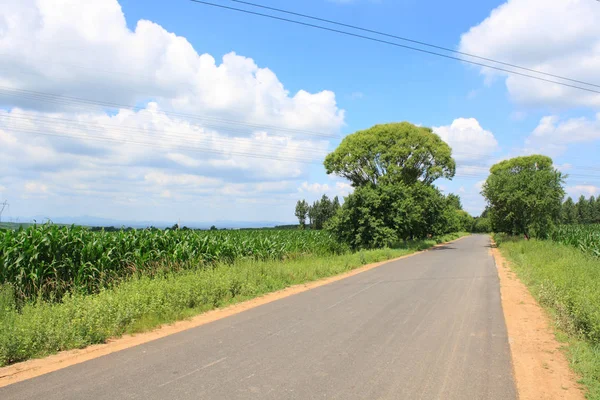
[332,196,341,214]
[294,200,309,229]
[591,196,600,223]
[576,195,591,224]
[482,155,565,237]
[561,197,577,224]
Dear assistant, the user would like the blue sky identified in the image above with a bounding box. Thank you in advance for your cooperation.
[0,0,599,226]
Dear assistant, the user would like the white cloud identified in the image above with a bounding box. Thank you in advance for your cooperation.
[0,0,345,131]
[0,0,346,220]
[460,0,600,108]
[335,181,353,196]
[298,182,331,194]
[433,118,499,162]
[297,181,353,199]
[566,185,599,199]
[529,114,600,144]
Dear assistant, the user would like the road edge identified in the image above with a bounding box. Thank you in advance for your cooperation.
[0,235,468,388]
[490,239,585,400]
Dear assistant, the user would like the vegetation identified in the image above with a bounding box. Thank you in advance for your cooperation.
[560,195,600,225]
[327,182,471,249]
[323,122,456,186]
[482,155,565,238]
[549,224,600,257]
[295,195,341,230]
[0,225,347,302]
[0,232,467,366]
[494,235,600,399]
[294,122,470,249]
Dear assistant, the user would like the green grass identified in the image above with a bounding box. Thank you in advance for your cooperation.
[494,235,600,399]
[0,232,467,367]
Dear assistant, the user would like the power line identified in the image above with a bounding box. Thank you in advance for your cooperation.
[1,113,330,159]
[4,113,600,177]
[228,0,600,89]
[0,86,339,139]
[187,0,600,95]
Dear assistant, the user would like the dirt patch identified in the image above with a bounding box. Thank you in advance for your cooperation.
[491,244,585,400]
[0,236,467,388]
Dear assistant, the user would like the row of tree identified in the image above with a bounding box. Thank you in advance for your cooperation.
[295,195,341,230]
[560,196,600,225]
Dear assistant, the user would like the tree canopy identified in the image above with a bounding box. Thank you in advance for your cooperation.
[323,122,456,187]
[482,155,565,237]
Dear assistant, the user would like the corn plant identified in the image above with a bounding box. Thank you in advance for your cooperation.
[0,224,348,302]
[549,224,600,257]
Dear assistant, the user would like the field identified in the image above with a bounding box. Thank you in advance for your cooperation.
[0,224,347,302]
[549,224,600,257]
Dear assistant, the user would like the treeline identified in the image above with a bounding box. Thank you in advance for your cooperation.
[295,195,340,230]
[560,195,600,224]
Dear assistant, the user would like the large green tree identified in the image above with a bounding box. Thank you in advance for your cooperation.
[481,155,565,237]
[324,122,456,187]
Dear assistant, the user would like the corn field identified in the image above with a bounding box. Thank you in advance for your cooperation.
[0,224,347,301]
[549,224,600,257]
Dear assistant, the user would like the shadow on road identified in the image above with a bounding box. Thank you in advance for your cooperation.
[430,245,456,251]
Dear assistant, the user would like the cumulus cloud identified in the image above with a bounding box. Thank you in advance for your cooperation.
[566,185,599,199]
[0,0,346,219]
[433,118,499,162]
[298,181,353,199]
[518,113,600,156]
[529,114,600,144]
[298,182,331,194]
[459,0,600,108]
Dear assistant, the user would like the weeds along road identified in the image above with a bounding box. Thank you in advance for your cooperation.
[2,234,516,400]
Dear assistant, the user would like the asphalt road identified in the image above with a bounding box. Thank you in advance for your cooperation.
[2,234,516,399]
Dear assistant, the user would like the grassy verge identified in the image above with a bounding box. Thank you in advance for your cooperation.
[0,232,467,367]
[494,235,600,399]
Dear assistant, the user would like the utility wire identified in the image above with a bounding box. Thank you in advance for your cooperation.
[1,114,329,159]
[9,126,600,182]
[0,114,600,177]
[228,0,600,89]
[0,86,339,139]
[187,0,600,95]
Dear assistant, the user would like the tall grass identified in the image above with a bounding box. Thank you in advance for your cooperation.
[495,235,600,399]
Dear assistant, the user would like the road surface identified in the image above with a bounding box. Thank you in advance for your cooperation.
[2,234,516,399]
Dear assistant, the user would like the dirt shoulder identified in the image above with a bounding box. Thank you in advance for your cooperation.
[0,236,467,388]
[491,244,585,400]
